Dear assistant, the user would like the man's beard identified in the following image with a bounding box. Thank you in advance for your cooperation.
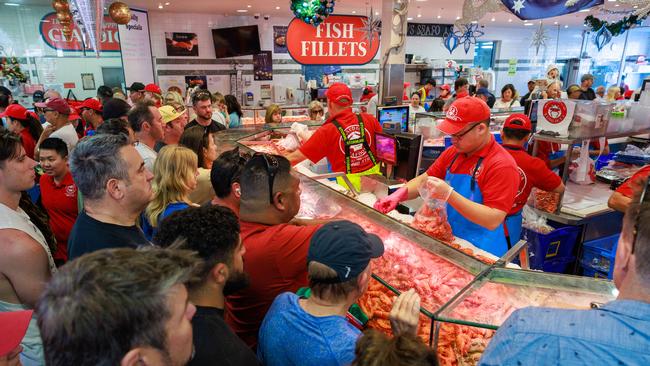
[223,270,250,296]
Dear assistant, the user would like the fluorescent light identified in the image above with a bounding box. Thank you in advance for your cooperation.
[455,16,460,20]
[4,2,20,5]
[579,9,589,12]
[417,14,422,18]
[164,2,169,5]
[437,15,441,19]
[407,17,413,20]
[236,9,247,12]
[491,17,495,22]
[157,4,163,8]
[471,20,478,24]
[275,6,280,10]
[554,21,558,25]
[524,22,533,26]
[564,25,569,28]
[607,0,616,2]
[247,4,251,8]
[352,10,356,14]
[375,11,379,15]
[508,18,512,22]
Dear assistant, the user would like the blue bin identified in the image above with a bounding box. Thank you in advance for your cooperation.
[542,256,575,274]
[595,153,615,171]
[580,234,619,280]
[522,223,581,270]
[581,265,610,280]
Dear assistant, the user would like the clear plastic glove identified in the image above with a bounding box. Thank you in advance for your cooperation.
[389,289,421,336]
[373,186,409,213]
[421,177,454,201]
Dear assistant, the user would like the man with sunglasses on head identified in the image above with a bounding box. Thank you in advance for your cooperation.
[209,147,250,217]
[286,82,383,191]
[225,153,326,350]
[186,90,226,133]
[480,178,650,365]
[375,97,519,257]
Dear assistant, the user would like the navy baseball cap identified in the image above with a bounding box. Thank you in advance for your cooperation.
[475,87,490,97]
[308,220,384,283]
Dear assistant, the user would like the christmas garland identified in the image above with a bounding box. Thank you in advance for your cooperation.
[291,0,335,26]
[584,14,646,37]
[0,57,27,83]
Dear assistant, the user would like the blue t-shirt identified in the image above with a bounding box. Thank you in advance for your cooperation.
[229,113,241,128]
[258,292,360,366]
[141,202,190,241]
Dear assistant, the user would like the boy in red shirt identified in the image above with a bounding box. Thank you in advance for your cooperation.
[500,114,565,246]
[38,137,78,265]
[608,165,650,212]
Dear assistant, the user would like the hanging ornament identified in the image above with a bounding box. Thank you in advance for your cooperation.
[109,1,131,25]
[291,0,335,26]
[62,25,73,39]
[593,24,613,51]
[52,0,70,13]
[354,7,381,49]
[454,23,484,55]
[530,22,549,56]
[456,0,503,28]
[443,32,460,54]
[56,11,73,24]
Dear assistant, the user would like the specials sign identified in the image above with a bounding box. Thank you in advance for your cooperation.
[286,15,380,65]
[39,12,121,52]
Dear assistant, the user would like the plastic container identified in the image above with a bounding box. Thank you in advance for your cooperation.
[568,101,611,138]
[581,265,610,279]
[629,104,650,131]
[580,233,619,279]
[542,256,575,274]
[521,223,581,270]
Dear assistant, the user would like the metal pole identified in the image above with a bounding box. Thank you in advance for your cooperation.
[617,29,631,85]
[555,24,560,62]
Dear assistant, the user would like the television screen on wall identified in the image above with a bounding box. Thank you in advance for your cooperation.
[211,25,261,58]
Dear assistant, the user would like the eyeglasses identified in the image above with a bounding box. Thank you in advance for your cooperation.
[253,152,279,204]
[311,109,324,115]
[450,122,481,140]
[632,178,650,254]
[43,108,55,113]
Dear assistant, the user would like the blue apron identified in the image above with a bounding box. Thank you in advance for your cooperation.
[445,154,508,257]
[505,212,522,249]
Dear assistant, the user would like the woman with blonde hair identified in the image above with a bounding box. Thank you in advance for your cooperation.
[164,90,184,106]
[606,86,622,102]
[308,100,325,121]
[265,104,283,124]
[142,145,199,240]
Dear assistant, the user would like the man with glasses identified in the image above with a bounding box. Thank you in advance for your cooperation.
[186,90,226,133]
[480,178,650,365]
[225,153,325,349]
[33,98,78,157]
[77,98,103,136]
[375,97,519,257]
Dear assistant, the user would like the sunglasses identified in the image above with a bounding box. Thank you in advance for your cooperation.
[632,178,650,254]
[252,152,279,204]
[311,109,324,115]
[43,108,56,113]
[451,122,481,140]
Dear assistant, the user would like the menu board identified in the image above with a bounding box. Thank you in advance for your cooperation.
[117,9,154,85]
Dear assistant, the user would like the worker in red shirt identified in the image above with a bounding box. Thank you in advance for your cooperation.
[286,82,382,190]
[78,98,103,136]
[0,104,42,159]
[226,153,325,349]
[500,114,565,247]
[38,137,78,265]
[374,97,520,256]
[608,165,650,212]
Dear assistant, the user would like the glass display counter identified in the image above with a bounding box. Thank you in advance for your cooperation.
[241,105,313,125]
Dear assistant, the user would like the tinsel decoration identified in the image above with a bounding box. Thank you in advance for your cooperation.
[354,7,381,49]
[530,22,549,56]
[593,24,613,51]
[584,14,647,37]
[290,0,335,26]
[456,0,504,28]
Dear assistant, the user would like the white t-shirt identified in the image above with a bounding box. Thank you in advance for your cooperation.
[493,98,521,109]
[135,142,158,173]
[366,94,379,117]
[50,123,79,153]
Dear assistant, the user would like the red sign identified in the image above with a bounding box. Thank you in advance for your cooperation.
[286,15,380,65]
[39,12,121,52]
[542,100,568,124]
[63,82,76,88]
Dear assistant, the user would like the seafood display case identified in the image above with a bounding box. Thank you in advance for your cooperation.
[228,126,619,366]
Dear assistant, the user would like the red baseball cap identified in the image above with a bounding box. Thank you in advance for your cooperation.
[503,113,532,132]
[144,83,162,95]
[326,82,353,107]
[78,98,103,112]
[437,97,490,135]
[440,84,451,92]
[34,98,71,115]
[0,310,32,357]
[0,104,28,120]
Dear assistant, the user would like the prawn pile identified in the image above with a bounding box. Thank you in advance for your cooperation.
[411,203,455,244]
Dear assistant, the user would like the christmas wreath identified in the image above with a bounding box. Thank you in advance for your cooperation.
[291,0,335,26]
[584,14,646,37]
[0,57,27,83]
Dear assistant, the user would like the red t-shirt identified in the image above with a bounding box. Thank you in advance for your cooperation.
[20,129,36,160]
[502,144,563,214]
[299,109,382,174]
[616,165,650,198]
[535,141,561,168]
[225,221,322,349]
[426,136,520,213]
[39,172,78,262]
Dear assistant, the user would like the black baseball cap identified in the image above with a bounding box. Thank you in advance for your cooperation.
[102,98,131,120]
[308,220,384,283]
[33,90,45,103]
[128,82,145,92]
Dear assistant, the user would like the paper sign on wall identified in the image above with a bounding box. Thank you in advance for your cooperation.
[508,59,517,76]
[118,9,154,86]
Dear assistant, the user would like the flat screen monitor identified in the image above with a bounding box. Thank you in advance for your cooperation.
[211,25,261,58]
[377,106,409,133]
[375,132,397,165]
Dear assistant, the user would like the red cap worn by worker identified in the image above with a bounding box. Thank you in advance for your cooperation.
[326,82,353,107]
[440,84,451,92]
[144,83,162,95]
[0,310,32,357]
[78,98,103,112]
[34,97,71,115]
[0,104,28,120]
[436,96,490,135]
[503,113,532,132]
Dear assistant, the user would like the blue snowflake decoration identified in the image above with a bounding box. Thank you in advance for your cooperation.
[291,0,335,26]
[593,24,613,52]
[454,23,484,54]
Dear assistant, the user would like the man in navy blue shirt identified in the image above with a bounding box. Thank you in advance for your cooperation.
[480,178,650,365]
[257,220,422,366]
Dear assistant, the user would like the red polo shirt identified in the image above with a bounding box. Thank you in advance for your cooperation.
[39,172,78,262]
[225,220,322,349]
[502,144,563,214]
[616,165,650,198]
[426,136,519,213]
[299,109,382,173]
[20,129,36,160]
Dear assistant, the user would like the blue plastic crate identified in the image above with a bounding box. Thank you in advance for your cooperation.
[522,224,581,270]
[542,256,575,274]
[581,265,610,280]
[580,234,619,279]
